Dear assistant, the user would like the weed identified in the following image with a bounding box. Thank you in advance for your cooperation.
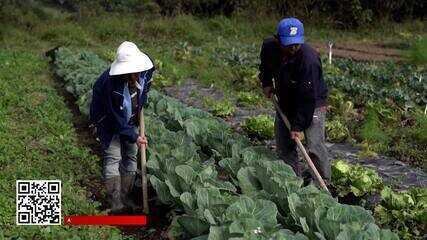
[359,107,390,152]
[407,37,427,66]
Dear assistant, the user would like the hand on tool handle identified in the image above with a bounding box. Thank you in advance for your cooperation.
[137,136,148,148]
[271,95,330,193]
[263,86,274,99]
[290,131,304,141]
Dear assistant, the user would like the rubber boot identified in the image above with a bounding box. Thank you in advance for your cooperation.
[121,174,139,212]
[105,176,125,214]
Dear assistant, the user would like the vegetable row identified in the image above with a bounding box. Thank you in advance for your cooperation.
[52,47,399,240]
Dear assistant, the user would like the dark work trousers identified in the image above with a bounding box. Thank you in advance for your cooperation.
[275,107,331,181]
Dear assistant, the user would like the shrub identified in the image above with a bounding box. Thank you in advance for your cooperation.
[103,0,160,12]
[154,0,240,16]
[244,0,424,27]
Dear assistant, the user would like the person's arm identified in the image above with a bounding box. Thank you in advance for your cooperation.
[90,71,108,124]
[259,41,274,97]
[140,67,155,106]
[291,61,317,133]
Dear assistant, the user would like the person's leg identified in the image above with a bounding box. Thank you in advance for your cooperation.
[103,135,125,213]
[119,137,138,175]
[275,113,302,176]
[119,129,139,210]
[304,107,331,181]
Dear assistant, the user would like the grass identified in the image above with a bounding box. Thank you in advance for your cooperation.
[82,14,138,42]
[407,37,427,66]
[0,51,126,238]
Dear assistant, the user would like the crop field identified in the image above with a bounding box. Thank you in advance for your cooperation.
[0,1,426,240]
[52,48,401,239]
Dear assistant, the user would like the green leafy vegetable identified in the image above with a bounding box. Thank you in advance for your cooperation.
[203,97,235,118]
[332,160,383,197]
[375,187,427,240]
[326,118,350,142]
[53,48,400,240]
[237,91,262,107]
[241,115,274,140]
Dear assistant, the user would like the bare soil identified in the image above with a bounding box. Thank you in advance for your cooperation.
[164,79,273,129]
[311,41,405,62]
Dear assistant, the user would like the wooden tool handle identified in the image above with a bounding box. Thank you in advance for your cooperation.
[295,138,329,192]
[272,96,330,193]
[139,108,149,214]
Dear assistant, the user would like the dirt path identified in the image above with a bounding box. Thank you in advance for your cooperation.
[311,41,405,62]
[164,79,427,190]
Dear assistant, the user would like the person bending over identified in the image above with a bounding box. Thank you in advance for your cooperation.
[258,18,330,182]
[90,41,155,213]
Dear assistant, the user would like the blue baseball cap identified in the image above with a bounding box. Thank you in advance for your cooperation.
[277,17,304,46]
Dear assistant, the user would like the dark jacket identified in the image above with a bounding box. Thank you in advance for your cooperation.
[90,67,154,149]
[259,37,328,131]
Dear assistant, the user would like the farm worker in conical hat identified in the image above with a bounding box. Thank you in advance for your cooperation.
[258,18,331,183]
[89,41,155,214]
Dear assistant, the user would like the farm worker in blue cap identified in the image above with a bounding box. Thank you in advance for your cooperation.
[90,41,155,214]
[258,18,330,182]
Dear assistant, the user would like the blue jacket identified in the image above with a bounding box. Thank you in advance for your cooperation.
[90,67,154,149]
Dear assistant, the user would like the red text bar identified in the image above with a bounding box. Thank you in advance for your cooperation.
[64,215,148,226]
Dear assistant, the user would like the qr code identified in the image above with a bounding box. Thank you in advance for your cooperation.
[16,180,61,225]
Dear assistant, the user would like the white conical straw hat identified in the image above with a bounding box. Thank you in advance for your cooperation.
[109,41,153,76]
